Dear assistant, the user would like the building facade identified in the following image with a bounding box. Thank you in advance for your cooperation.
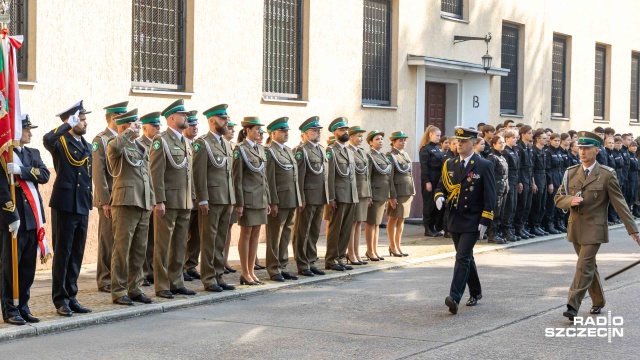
[9,0,640,268]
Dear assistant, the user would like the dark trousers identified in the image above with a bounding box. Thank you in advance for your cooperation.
[491,185,508,232]
[514,181,532,230]
[501,183,517,232]
[449,231,481,303]
[628,180,639,210]
[184,210,200,272]
[422,181,444,232]
[0,229,37,319]
[530,178,547,228]
[543,184,559,224]
[51,211,88,308]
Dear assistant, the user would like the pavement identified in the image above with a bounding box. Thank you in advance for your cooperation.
[1,223,639,359]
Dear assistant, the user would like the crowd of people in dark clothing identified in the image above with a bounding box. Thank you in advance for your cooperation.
[419,120,640,244]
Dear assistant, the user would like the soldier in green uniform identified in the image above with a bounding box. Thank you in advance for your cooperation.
[183,111,201,282]
[325,118,359,271]
[138,112,161,286]
[193,104,236,292]
[265,117,302,282]
[107,109,155,305]
[92,101,128,292]
[365,130,390,261]
[555,131,640,320]
[347,126,371,265]
[323,136,336,228]
[150,100,196,299]
[223,120,239,274]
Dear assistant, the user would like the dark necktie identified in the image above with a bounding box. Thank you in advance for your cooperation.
[461,159,466,169]
[584,168,589,178]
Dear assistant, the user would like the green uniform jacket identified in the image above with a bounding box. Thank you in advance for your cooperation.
[266,142,302,208]
[294,141,329,205]
[387,148,416,198]
[193,132,235,205]
[349,145,372,198]
[233,141,270,209]
[368,149,391,202]
[91,127,115,207]
[150,130,194,209]
[327,143,358,204]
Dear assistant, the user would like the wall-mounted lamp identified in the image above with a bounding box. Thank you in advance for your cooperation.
[453,33,492,72]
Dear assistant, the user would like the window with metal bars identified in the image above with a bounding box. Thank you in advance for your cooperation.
[441,0,462,18]
[551,36,567,117]
[131,0,186,91]
[500,24,519,114]
[362,0,391,105]
[631,54,639,120]
[594,45,606,118]
[8,0,27,79]
[263,0,302,99]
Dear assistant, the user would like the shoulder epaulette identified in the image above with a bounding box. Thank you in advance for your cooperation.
[600,165,615,172]
[197,133,208,140]
[567,164,580,170]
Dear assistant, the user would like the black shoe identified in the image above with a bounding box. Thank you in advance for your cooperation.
[281,272,299,280]
[377,256,385,261]
[310,267,326,275]
[530,227,545,236]
[346,258,363,265]
[466,294,482,306]
[433,231,443,237]
[5,315,26,325]
[69,302,92,313]
[156,290,174,299]
[219,283,236,291]
[590,306,603,314]
[183,272,193,282]
[388,247,403,257]
[556,221,567,232]
[536,226,550,235]
[522,229,535,238]
[171,287,196,295]
[186,269,201,280]
[146,275,154,284]
[113,296,134,306]
[225,266,237,273]
[545,225,560,235]
[325,264,345,271]
[299,269,315,277]
[205,284,224,292]
[131,293,154,304]
[365,253,380,261]
[98,285,111,293]
[504,233,518,242]
[443,231,451,238]
[239,276,258,286]
[608,221,615,226]
[270,273,285,282]
[254,264,266,270]
[340,264,354,270]
[56,305,73,317]
[142,278,151,287]
[563,306,578,321]
[21,312,40,323]
[512,229,527,239]
[445,296,459,315]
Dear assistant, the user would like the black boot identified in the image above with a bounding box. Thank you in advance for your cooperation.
[522,228,535,238]
[514,228,527,240]
[536,226,550,235]
[545,222,561,235]
[555,219,567,232]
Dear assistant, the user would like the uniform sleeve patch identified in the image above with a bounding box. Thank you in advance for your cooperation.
[326,150,333,160]
[295,151,303,161]
[233,150,240,160]
[152,141,161,151]
[193,142,201,153]
[91,142,99,152]
[265,150,270,159]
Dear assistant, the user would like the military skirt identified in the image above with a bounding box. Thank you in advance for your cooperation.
[355,198,370,222]
[238,208,267,227]
[387,195,413,219]
[367,200,386,225]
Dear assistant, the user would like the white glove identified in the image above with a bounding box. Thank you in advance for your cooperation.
[8,219,19,233]
[478,224,488,239]
[436,197,444,210]
[6,162,21,176]
[67,110,81,127]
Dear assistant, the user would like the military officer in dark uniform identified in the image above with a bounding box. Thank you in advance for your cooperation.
[44,100,93,316]
[435,127,496,314]
[183,110,201,282]
[419,126,445,237]
[501,130,521,242]
[1,115,50,325]
[92,101,128,293]
[515,126,538,238]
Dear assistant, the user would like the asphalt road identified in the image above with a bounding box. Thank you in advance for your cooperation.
[1,227,639,360]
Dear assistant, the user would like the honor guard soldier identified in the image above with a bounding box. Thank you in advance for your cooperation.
[1,115,50,325]
[223,120,239,274]
[324,118,358,272]
[183,110,201,282]
[44,100,94,317]
[292,117,328,277]
[265,117,302,282]
[347,125,371,264]
[193,104,236,292]
[555,131,640,320]
[434,127,496,315]
[107,109,155,306]
[150,100,196,299]
[92,101,128,293]
[138,112,162,286]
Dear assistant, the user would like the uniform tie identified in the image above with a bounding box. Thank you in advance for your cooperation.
[584,168,590,178]
[461,159,466,169]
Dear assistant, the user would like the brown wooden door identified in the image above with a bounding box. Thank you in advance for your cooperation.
[425,82,446,133]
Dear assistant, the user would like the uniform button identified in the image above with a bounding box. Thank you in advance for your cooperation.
[87,186,90,189]
[24,199,27,203]
[78,173,81,175]
[464,205,468,208]
[77,184,80,187]
[465,197,468,199]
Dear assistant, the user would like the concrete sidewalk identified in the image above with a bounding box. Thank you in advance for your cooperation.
[0,221,597,342]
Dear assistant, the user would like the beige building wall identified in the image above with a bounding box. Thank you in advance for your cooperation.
[11,1,640,269]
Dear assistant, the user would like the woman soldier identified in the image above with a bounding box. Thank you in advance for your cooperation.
[529,129,549,235]
[346,126,371,265]
[543,133,564,234]
[364,130,390,261]
[419,125,444,237]
[487,135,509,244]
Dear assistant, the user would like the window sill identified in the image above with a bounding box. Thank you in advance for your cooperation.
[593,119,609,123]
[131,88,193,97]
[440,14,468,24]
[362,104,398,110]
[551,116,570,121]
[261,97,309,106]
[500,113,524,118]
[629,120,640,126]
[18,81,37,88]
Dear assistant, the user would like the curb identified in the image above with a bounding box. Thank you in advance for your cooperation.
[1,223,630,343]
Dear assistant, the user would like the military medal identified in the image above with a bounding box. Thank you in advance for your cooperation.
[469,186,474,191]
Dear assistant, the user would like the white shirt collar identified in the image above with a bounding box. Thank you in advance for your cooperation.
[583,161,596,173]
[169,127,183,141]
[245,139,256,148]
[210,131,222,142]
[271,140,285,150]
[108,128,118,137]
[336,142,346,149]
[460,153,474,166]
[349,144,360,151]
[306,140,318,148]
[393,147,404,154]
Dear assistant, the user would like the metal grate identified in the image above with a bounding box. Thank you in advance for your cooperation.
[441,0,462,18]
[131,0,186,90]
[631,54,639,120]
[263,0,302,99]
[8,0,27,79]
[362,0,391,105]
[500,24,519,114]
[594,45,606,118]
[551,36,566,117]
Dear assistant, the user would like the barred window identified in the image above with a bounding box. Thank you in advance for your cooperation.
[8,0,27,79]
[594,45,606,118]
[500,24,519,114]
[441,0,462,18]
[263,0,302,99]
[551,36,567,117]
[631,54,639,120]
[362,0,391,105]
[131,0,186,91]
